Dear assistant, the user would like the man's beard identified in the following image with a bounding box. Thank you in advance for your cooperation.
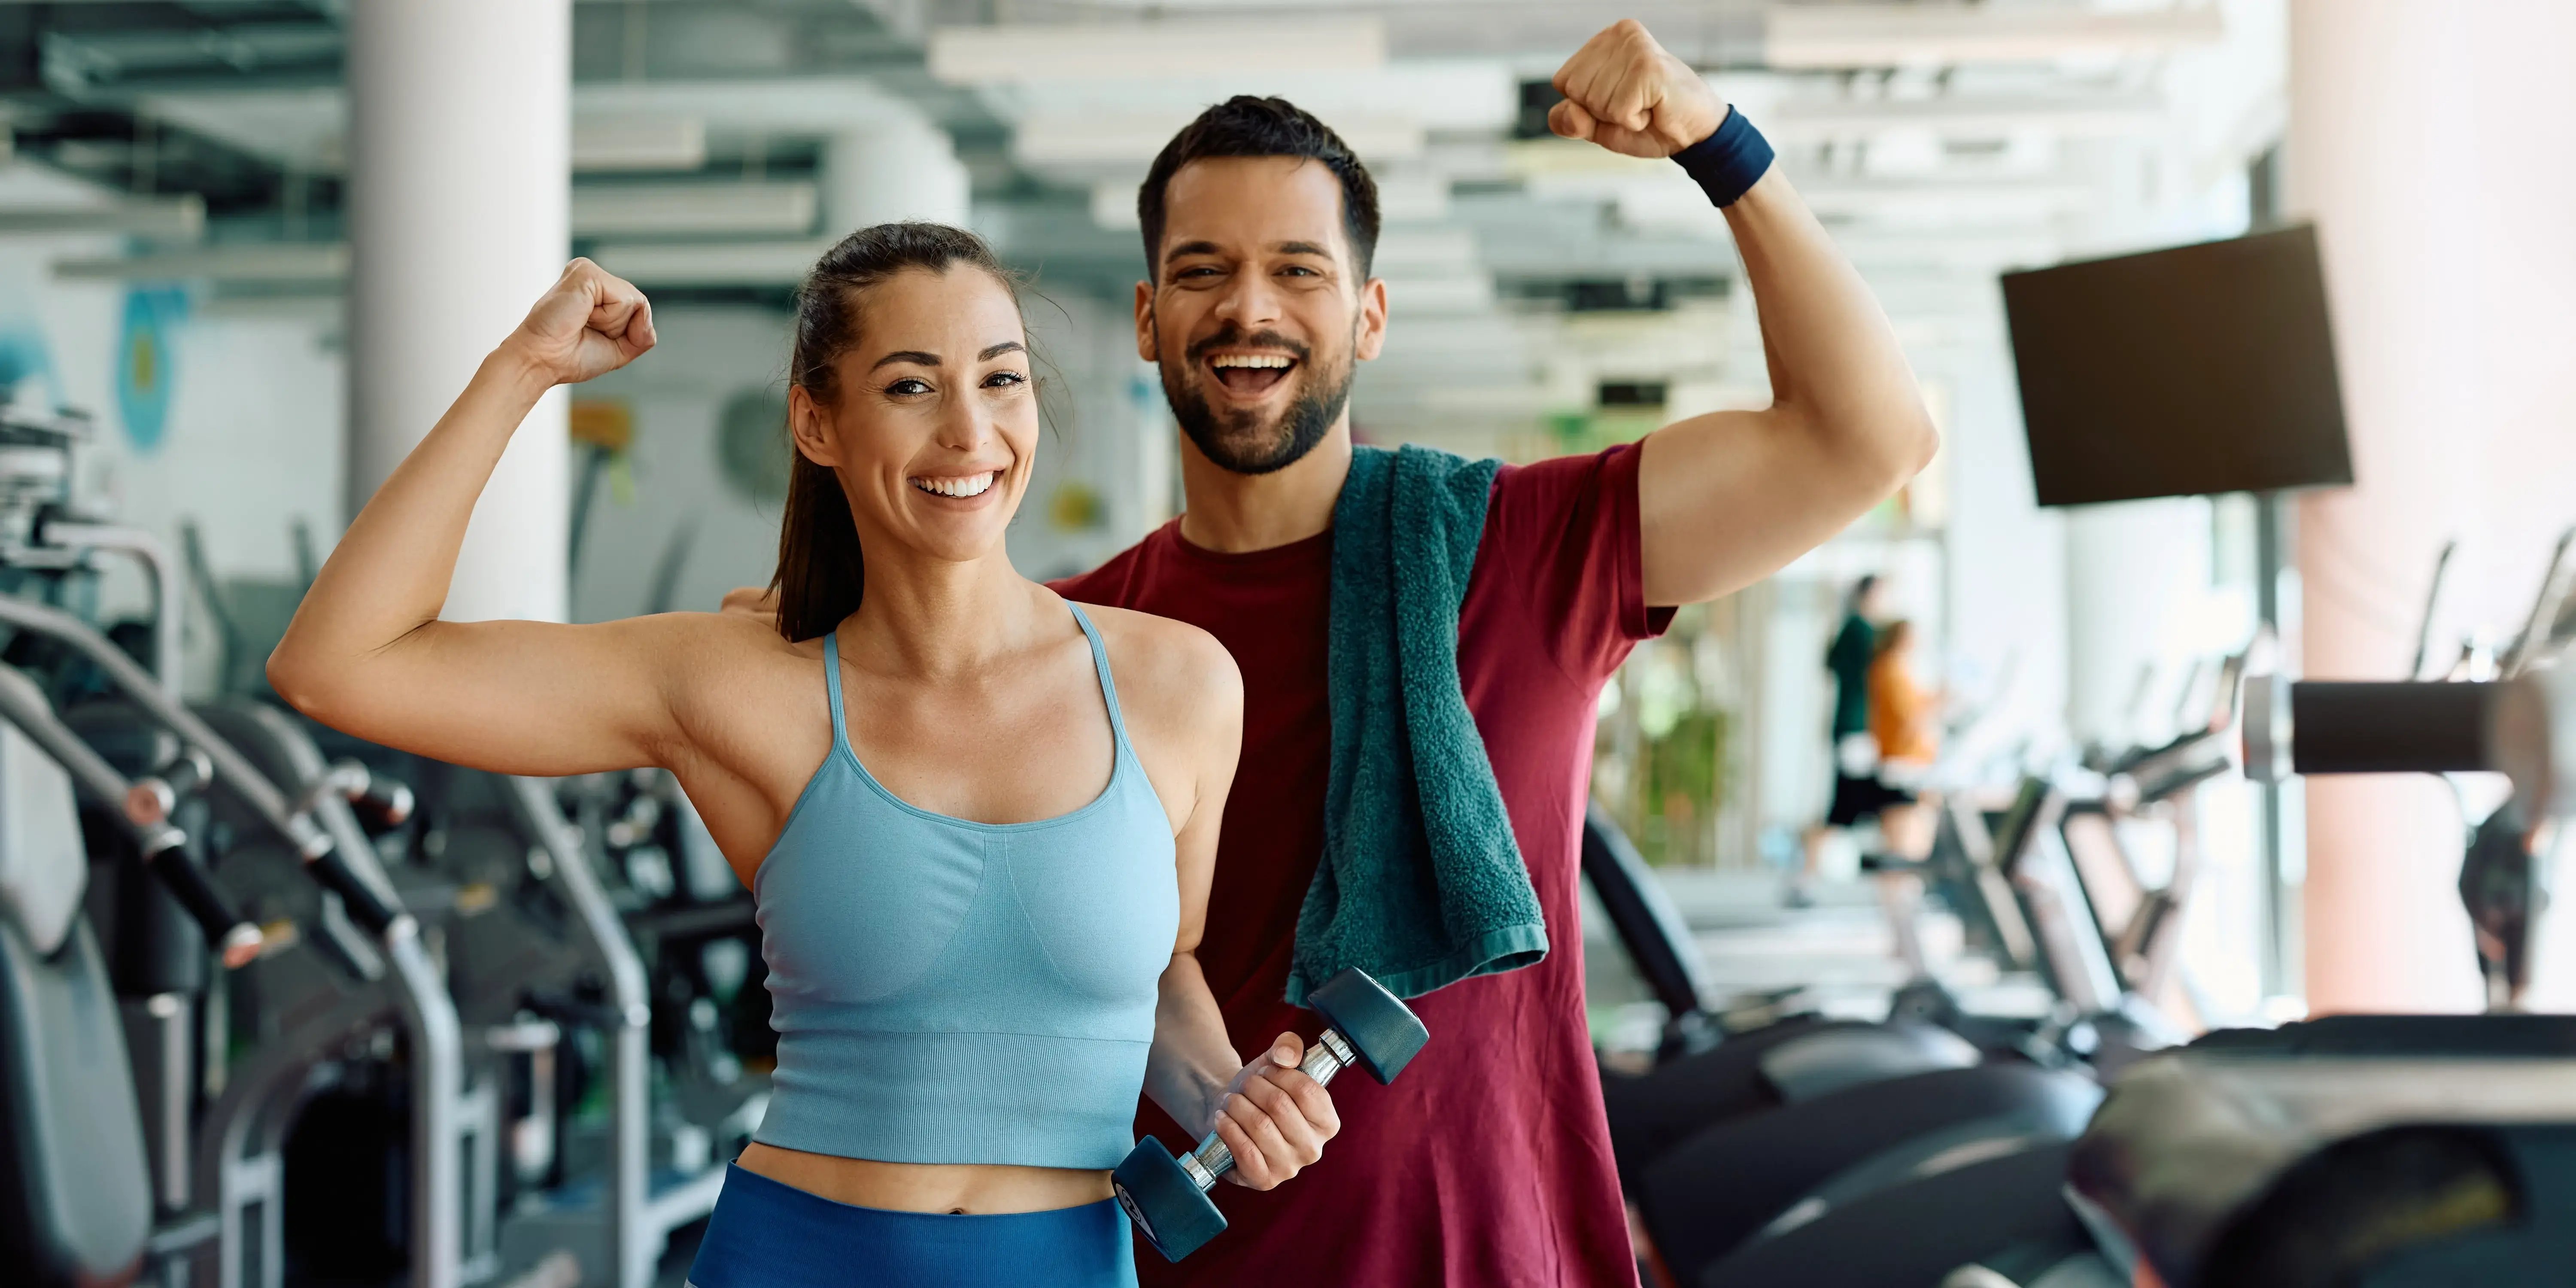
[1161,324,1354,477]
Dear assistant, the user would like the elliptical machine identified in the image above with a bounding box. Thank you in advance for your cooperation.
[0,654,257,1286]
[190,501,748,1288]
[2,593,471,1288]
[0,398,473,1288]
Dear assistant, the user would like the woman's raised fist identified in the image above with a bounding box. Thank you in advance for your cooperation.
[500,258,658,387]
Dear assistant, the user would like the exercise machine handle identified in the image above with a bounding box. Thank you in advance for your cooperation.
[0,595,418,942]
[286,811,405,935]
[0,669,264,967]
[124,747,213,828]
[349,772,416,831]
[303,759,414,831]
[140,828,265,968]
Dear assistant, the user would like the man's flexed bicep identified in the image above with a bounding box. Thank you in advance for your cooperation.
[1544,19,1938,608]
[1634,179,1938,607]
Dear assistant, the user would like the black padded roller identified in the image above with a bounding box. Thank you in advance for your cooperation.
[2291,681,2493,776]
[142,834,261,966]
[307,846,404,935]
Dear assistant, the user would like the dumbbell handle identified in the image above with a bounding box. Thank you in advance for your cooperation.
[1174,1028,1359,1192]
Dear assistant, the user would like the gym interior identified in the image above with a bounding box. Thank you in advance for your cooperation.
[4,2,2574,1286]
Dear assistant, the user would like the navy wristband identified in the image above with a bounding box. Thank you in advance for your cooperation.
[1671,106,1774,208]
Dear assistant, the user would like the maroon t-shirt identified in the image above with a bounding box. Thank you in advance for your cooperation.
[1054,443,1669,1286]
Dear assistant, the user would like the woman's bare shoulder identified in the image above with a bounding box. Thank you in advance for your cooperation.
[1075,602,1242,738]
[623,611,838,782]
[604,610,828,723]
[580,609,805,675]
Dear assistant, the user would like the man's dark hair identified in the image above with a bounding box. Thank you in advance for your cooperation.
[1138,96,1381,282]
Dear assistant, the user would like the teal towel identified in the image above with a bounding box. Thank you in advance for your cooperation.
[1286,444,1549,1005]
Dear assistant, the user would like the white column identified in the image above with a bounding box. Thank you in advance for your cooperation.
[2288,0,2576,1012]
[821,118,971,235]
[347,0,572,624]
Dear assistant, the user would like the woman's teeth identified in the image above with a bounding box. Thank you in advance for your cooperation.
[912,472,997,499]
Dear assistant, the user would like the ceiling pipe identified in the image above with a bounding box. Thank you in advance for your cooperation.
[51,242,346,283]
[928,17,1385,84]
[571,181,817,238]
[131,78,932,177]
[1767,94,2168,140]
[0,194,204,240]
[1765,5,2225,69]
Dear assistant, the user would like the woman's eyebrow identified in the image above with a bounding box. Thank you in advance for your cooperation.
[980,340,1026,361]
[870,349,941,371]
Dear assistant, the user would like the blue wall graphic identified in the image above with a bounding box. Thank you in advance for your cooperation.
[116,286,188,453]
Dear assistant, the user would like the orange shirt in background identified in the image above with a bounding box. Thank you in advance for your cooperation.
[1870,652,1939,767]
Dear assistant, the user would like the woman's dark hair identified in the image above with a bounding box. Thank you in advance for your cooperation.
[1846,572,1881,614]
[1137,95,1380,281]
[770,221,1019,642]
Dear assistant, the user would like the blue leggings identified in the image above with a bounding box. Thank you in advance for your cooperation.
[687,1164,1138,1288]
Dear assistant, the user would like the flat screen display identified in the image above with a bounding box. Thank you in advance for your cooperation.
[2002,224,2354,507]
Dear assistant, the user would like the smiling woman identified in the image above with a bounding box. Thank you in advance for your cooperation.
[262,223,1345,1288]
[768,223,1036,641]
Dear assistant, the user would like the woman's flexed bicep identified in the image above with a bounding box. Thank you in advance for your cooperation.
[273,612,735,778]
[270,258,676,773]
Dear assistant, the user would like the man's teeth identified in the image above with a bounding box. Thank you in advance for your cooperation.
[913,472,996,498]
[1210,355,1293,369]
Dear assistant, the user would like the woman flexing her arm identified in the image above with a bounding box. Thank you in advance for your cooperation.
[271,225,1332,1287]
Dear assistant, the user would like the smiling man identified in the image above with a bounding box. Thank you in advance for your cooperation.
[1046,19,1938,1287]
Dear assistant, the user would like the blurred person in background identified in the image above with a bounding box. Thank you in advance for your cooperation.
[1792,572,1889,907]
[1868,618,1942,858]
[1865,618,1944,975]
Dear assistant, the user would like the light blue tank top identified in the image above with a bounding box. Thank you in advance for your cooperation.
[750,603,1180,1170]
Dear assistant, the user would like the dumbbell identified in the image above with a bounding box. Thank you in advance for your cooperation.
[1112,966,1430,1261]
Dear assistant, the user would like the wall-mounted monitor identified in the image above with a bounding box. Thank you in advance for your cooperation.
[2002,224,2354,508]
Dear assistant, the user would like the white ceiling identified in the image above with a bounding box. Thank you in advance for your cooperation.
[9,0,2290,434]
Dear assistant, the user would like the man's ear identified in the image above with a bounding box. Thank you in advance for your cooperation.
[1133,280,1157,364]
[1354,277,1390,362]
[787,385,838,468]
